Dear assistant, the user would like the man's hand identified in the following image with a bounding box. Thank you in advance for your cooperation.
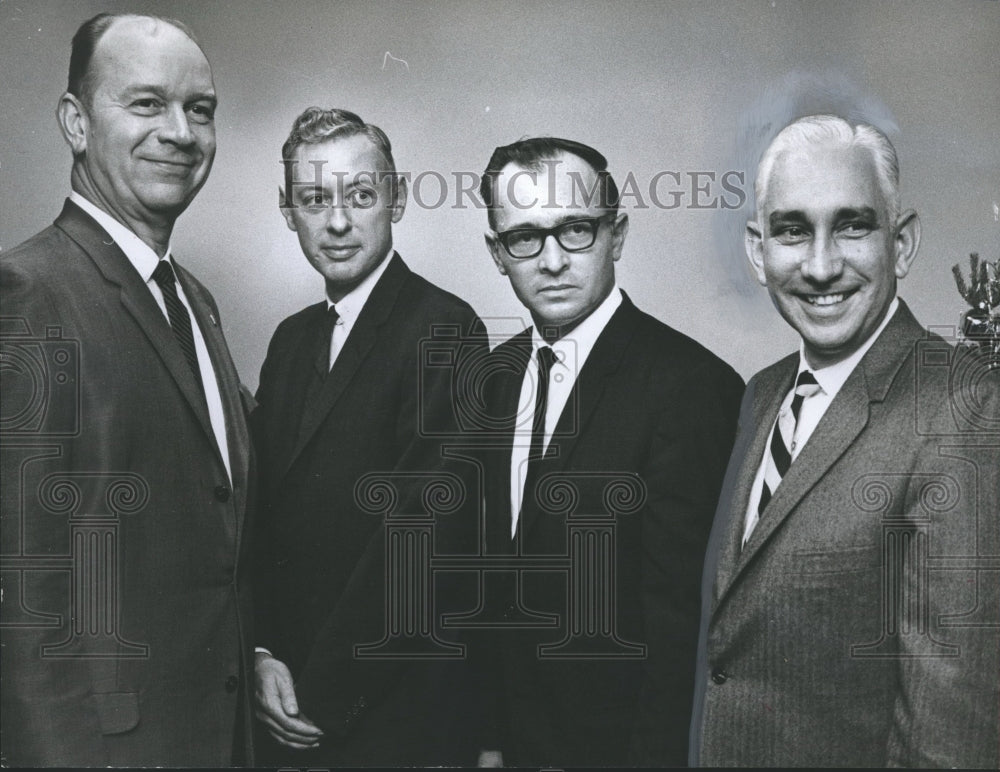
[254,651,324,749]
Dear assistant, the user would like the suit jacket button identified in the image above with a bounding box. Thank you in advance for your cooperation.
[711,668,728,685]
[225,675,239,693]
[214,484,231,502]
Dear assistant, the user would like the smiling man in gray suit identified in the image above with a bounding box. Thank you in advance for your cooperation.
[1,13,254,766]
[690,115,999,767]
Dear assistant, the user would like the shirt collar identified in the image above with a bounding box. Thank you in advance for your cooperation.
[531,286,623,374]
[797,296,900,399]
[70,191,171,281]
[325,247,394,323]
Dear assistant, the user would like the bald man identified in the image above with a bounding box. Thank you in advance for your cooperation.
[1,13,255,766]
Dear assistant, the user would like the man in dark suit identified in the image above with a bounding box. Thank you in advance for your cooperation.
[474,137,744,766]
[690,115,1000,767]
[252,107,486,766]
[0,13,255,767]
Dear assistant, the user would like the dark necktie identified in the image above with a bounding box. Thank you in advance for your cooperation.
[518,345,557,529]
[151,259,204,394]
[757,370,821,514]
[315,305,340,378]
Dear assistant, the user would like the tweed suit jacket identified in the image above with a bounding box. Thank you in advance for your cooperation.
[691,300,1000,767]
[0,199,256,767]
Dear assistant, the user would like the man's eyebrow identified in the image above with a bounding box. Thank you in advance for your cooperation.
[503,213,601,231]
[121,85,218,106]
[834,206,878,221]
[768,209,808,229]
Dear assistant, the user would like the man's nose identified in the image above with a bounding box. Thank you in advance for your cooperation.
[325,204,351,233]
[801,233,844,283]
[159,104,195,146]
[536,234,569,273]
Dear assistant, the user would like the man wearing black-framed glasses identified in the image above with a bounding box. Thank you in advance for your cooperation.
[474,137,744,767]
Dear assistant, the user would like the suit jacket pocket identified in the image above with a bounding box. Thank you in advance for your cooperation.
[90,691,140,735]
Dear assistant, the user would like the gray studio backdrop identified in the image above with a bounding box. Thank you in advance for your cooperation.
[2,0,998,387]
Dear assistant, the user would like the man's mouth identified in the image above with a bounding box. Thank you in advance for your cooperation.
[323,245,360,258]
[802,290,855,307]
[540,284,575,293]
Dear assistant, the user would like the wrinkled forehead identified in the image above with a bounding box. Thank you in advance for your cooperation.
[762,143,886,221]
[494,152,603,228]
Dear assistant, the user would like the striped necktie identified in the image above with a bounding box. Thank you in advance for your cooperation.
[743,370,821,546]
[151,259,204,396]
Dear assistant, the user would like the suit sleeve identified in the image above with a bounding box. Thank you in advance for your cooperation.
[888,349,1000,768]
[629,358,745,766]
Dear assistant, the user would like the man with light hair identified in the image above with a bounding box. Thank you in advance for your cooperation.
[689,114,999,767]
[252,106,485,766]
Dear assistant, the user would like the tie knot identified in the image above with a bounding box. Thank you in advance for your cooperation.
[537,345,557,377]
[322,304,340,331]
[794,369,821,398]
[151,259,176,288]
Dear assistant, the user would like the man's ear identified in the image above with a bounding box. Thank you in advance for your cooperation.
[892,209,921,279]
[57,92,88,155]
[610,213,629,262]
[278,187,298,232]
[745,220,768,286]
[485,231,507,276]
[389,174,407,224]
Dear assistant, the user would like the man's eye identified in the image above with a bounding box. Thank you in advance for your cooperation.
[840,221,873,237]
[508,231,537,246]
[774,225,808,243]
[349,189,375,207]
[131,98,162,113]
[301,194,326,208]
[188,103,216,123]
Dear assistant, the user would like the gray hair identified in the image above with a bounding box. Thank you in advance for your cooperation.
[755,114,900,226]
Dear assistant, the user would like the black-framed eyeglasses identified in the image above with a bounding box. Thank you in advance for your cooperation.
[493,214,615,259]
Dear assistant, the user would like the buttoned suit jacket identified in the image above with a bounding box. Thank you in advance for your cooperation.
[691,300,1000,767]
[0,199,256,767]
[480,293,744,767]
[253,253,486,766]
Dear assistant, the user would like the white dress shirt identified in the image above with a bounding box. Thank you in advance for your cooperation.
[70,192,232,481]
[743,297,901,543]
[322,247,394,370]
[509,286,623,537]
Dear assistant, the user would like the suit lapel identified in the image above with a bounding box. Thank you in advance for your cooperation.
[711,362,795,601]
[56,200,218,453]
[281,253,409,479]
[519,295,639,539]
[714,302,926,604]
[177,264,252,523]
